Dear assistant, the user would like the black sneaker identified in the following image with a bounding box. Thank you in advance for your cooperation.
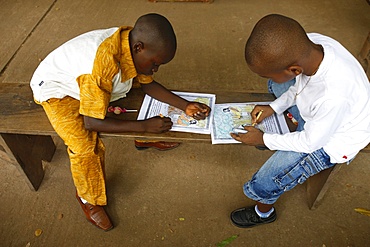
[255,145,270,151]
[230,206,276,228]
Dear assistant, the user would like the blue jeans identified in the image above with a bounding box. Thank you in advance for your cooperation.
[243,79,336,204]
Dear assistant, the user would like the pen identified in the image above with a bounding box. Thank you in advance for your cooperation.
[252,110,263,126]
[107,106,137,115]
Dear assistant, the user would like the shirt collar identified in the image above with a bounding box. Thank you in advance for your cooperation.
[119,26,138,82]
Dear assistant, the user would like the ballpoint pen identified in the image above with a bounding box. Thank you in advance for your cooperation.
[107,106,137,115]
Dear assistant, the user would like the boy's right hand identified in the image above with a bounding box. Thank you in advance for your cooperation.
[143,116,173,133]
[251,105,275,125]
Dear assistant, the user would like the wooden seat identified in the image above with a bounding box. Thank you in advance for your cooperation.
[0,82,368,209]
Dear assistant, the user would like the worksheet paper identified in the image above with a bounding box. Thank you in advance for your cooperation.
[137,91,216,134]
[211,102,290,144]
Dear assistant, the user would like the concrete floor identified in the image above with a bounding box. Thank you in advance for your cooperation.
[1,0,369,246]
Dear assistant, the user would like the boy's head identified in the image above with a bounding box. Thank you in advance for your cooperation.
[130,13,177,76]
[245,14,312,82]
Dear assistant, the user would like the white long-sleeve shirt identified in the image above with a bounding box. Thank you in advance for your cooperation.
[264,33,370,164]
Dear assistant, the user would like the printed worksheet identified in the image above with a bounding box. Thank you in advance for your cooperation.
[211,102,290,144]
[137,91,216,134]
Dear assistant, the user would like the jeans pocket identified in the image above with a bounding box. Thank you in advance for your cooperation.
[273,151,333,192]
[273,162,309,192]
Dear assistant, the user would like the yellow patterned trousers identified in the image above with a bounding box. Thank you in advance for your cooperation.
[40,96,107,205]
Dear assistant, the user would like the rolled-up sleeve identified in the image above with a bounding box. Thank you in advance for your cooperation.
[77,74,112,119]
[76,28,122,119]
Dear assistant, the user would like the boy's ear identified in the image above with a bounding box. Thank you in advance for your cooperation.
[288,65,303,75]
[133,41,144,53]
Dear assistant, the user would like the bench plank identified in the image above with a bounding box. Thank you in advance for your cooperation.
[0,83,54,135]
[0,83,368,209]
[0,83,276,139]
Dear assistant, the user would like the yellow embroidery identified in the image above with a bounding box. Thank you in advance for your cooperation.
[78,27,153,119]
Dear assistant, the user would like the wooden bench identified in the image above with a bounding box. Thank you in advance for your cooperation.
[149,0,213,3]
[1,82,368,210]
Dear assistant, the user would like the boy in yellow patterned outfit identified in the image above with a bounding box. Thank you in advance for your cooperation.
[30,13,210,231]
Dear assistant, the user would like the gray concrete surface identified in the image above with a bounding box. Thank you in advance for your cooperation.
[1,0,369,246]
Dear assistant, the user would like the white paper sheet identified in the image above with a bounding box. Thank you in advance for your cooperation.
[137,91,216,134]
[211,102,290,144]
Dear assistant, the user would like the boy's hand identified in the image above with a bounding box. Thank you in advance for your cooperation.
[185,102,211,120]
[230,126,264,146]
[251,105,275,125]
[143,116,173,133]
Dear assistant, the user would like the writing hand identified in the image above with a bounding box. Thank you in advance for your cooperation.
[142,116,173,133]
[185,102,211,120]
[251,105,274,125]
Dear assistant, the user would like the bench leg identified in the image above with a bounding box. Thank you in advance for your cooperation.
[0,134,56,191]
[306,164,341,210]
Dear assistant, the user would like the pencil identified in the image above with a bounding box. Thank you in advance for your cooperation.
[252,110,263,126]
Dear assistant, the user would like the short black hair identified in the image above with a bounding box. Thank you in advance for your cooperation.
[131,13,177,54]
[245,14,311,72]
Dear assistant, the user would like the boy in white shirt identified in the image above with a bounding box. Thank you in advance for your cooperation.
[230,14,370,228]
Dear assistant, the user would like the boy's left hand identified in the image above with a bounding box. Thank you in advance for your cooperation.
[185,102,211,120]
[230,126,264,146]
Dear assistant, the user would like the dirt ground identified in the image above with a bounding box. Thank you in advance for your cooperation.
[1,0,369,246]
